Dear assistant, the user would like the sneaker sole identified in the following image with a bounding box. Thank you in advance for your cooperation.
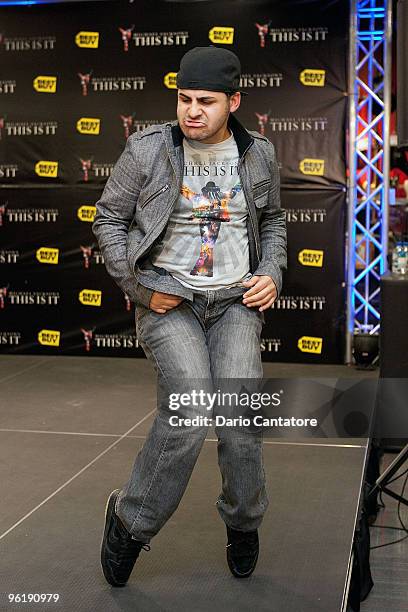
[101,489,125,587]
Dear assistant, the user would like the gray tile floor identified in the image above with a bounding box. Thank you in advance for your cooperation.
[0,356,406,611]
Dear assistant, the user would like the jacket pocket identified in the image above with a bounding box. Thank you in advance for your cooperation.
[140,183,170,209]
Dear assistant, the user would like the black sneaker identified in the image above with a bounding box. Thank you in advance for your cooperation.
[101,489,150,587]
[226,526,259,578]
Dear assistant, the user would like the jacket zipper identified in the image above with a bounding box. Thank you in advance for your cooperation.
[253,178,270,189]
[141,184,169,208]
[237,142,261,264]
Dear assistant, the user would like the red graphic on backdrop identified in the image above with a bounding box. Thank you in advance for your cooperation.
[0,201,8,226]
[79,158,93,182]
[78,71,92,96]
[80,245,94,269]
[0,118,5,140]
[119,25,134,51]
[255,112,269,135]
[255,22,270,48]
[81,328,95,352]
[0,286,8,309]
[120,114,134,139]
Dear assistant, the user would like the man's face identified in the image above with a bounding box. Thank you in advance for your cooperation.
[177,89,240,144]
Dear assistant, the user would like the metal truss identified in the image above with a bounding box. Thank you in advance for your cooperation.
[346,0,392,360]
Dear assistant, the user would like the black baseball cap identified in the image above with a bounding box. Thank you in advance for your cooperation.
[176,46,247,95]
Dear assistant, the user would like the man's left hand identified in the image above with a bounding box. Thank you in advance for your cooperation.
[242,275,277,312]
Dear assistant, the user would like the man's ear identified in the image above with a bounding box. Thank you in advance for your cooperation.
[229,92,241,113]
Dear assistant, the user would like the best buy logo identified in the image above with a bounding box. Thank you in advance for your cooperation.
[164,72,177,89]
[36,247,59,264]
[79,289,102,306]
[75,31,99,48]
[33,76,57,93]
[299,158,325,176]
[35,161,58,178]
[299,69,325,87]
[298,249,324,267]
[38,329,60,346]
[77,205,96,222]
[209,26,234,44]
[76,118,101,135]
[297,336,323,354]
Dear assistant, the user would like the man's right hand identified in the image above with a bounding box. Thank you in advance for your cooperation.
[149,291,184,314]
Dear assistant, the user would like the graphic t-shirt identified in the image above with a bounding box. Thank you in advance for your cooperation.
[151,132,251,290]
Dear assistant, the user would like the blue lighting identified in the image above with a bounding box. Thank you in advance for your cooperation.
[348,0,388,337]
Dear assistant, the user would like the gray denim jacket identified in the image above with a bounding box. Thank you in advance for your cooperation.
[92,114,287,308]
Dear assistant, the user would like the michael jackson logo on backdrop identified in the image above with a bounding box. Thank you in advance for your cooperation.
[79,289,102,307]
[299,159,325,176]
[81,328,95,352]
[81,329,140,350]
[0,34,56,51]
[79,158,93,181]
[255,22,271,48]
[0,165,18,179]
[0,202,7,225]
[300,69,326,87]
[78,71,92,96]
[0,250,19,263]
[76,118,101,135]
[208,27,234,45]
[35,161,58,178]
[38,329,60,347]
[75,32,99,48]
[0,118,4,140]
[255,113,269,136]
[80,245,104,267]
[127,119,173,136]
[240,74,283,88]
[0,80,16,94]
[77,205,96,222]
[1,120,58,137]
[0,286,8,309]
[118,25,134,51]
[118,116,171,138]
[78,160,110,182]
[298,249,324,267]
[124,294,131,311]
[132,30,189,47]
[260,338,281,353]
[78,71,146,94]
[3,290,60,307]
[255,24,328,46]
[36,247,59,265]
[269,117,328,132]
[80,245,94,268]
[120,114,133,139]
[286,208,327,223]
[0,331,21,346]
[1,208,58,223]
[271,295,326,311]
[33,76,57,93]
[297,336,323,354]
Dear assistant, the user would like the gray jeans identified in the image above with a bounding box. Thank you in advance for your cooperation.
[115,286,268,543]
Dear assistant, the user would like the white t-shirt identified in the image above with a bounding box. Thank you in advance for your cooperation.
[151,132,251,290]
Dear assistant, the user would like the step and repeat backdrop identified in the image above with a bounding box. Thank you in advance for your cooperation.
[0,0,348,362]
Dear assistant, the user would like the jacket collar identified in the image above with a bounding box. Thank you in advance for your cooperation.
[170,113,253,158]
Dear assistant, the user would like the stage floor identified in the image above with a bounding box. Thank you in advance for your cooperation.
[0,356,378,611]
